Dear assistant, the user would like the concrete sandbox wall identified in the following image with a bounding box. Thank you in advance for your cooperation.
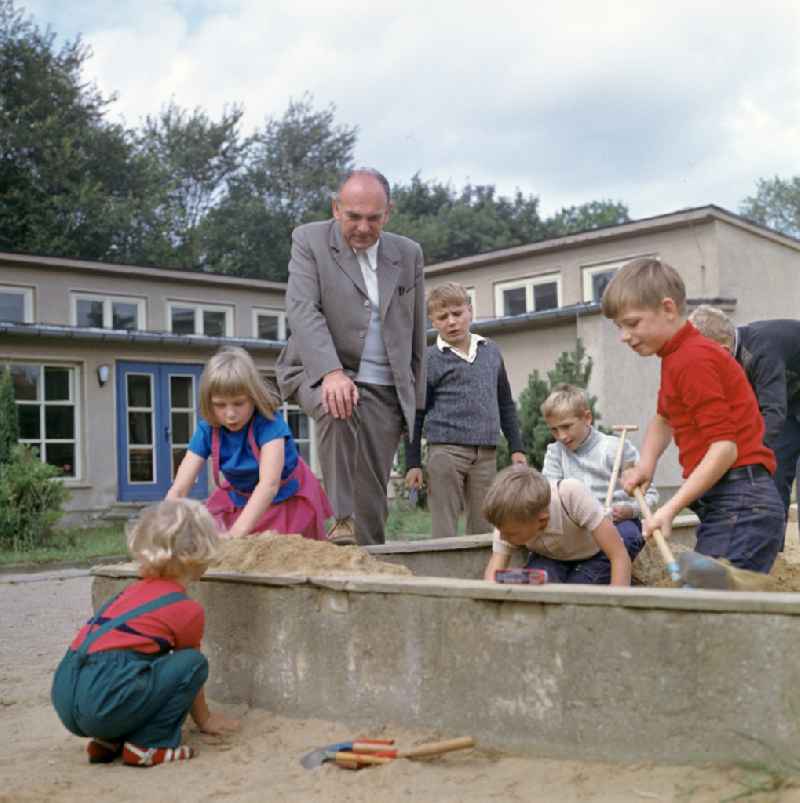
[93,555,800,766]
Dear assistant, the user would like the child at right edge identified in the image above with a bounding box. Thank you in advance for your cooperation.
[601,257,783,572]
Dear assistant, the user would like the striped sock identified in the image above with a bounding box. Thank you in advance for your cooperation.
[87,738,122,764]
[122,742,194,767]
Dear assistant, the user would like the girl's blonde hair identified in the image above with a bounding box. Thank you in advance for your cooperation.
[199,346,281,422]
[127,498,220,578]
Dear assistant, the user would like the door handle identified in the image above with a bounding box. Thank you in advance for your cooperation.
[164,426,171,443]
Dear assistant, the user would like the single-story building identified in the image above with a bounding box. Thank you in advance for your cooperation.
[1,204,798,521]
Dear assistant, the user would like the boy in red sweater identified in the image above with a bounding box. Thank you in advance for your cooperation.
[601,258,782,572]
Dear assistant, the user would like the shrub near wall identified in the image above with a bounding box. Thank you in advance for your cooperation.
[0,369,70,552]
[0,445,70,552]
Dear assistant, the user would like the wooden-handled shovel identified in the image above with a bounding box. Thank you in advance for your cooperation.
[632,487,773,591]
[633,487,682,583]
[334,737,475,770]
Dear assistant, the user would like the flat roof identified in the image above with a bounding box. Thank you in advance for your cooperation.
[424,205,800,276]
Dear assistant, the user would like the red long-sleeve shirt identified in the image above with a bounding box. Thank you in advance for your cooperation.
[657,322,775,478]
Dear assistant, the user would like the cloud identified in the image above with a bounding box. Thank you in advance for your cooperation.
[18,0,800,218]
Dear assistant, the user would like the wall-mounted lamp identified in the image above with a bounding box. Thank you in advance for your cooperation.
[97,364,111,387]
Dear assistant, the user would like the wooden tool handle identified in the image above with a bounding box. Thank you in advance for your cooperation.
[633,487,677,567]
[402,736,475,759]
[605,430,629,510]
[352,740,395,753]
[333,751,392,765]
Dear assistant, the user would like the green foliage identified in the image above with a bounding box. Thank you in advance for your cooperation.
[0,367,19,465]
[134,101,251,270]
[740,175,800,239]
[517,338,605,468]
[203,95,356,281]
[0,444,70,551]
[388,174,629,265]
[0,0,151,260]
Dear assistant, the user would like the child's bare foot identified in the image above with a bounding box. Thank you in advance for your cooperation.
[87,738,122,763]
[122,743,194,767]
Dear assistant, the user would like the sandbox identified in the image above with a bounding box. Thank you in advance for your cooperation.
[92,527,800,767]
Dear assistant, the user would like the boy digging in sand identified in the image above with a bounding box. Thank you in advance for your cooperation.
[602,258,783,572]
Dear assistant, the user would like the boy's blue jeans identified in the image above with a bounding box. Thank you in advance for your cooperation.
[525,519,644,584]
[691,465,783,573]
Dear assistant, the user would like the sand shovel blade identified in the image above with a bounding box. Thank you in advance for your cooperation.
[678,551,773,591]
[300,742,348,769]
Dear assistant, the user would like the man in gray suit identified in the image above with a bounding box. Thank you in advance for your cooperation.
[276,168,426,545]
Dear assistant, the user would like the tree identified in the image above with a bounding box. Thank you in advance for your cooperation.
[0,0,148,260]
[203,95,356,280]
[135,102,250,270]
[0,367,19,466]
[388,174,629,265]
[740,175,800,239]
[515,338,604,469]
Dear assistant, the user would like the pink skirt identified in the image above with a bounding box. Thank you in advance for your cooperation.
[206,458,332,541]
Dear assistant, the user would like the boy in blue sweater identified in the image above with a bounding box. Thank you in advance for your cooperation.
[405,282,526,539]
[541,384,658,562]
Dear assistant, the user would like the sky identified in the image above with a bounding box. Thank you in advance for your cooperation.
[19,0,800,220]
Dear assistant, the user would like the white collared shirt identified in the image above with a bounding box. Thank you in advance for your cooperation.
[436,332,485,364]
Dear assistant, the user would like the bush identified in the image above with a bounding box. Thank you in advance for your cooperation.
[517,337,606,469]
[0,367,19,466]
[0,445,70,551]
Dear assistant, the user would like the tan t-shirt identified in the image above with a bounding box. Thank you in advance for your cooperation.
[492,479,605,561]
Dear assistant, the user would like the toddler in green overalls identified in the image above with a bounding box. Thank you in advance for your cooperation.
[52,499,239,766]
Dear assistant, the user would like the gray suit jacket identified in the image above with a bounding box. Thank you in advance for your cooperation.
[276,219,427,437]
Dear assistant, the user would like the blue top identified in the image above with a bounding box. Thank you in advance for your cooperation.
[188,411,299,506]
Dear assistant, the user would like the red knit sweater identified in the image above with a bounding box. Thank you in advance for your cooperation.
[657,322,775,478]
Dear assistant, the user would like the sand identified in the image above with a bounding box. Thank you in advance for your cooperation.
[212,532,411,577]
[3,571,800,802]
[3,528,800,801]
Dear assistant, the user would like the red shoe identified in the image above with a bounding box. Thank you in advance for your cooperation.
[122,742,194,767]
[87,738,122,764]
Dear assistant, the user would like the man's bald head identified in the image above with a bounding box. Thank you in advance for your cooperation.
[332,168,392,251]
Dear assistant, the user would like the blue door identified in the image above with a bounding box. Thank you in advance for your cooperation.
[116,362,208,501]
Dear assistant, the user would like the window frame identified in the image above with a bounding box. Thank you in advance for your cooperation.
[493,273,562,317]
[252,307,287,341]
[6,360,81,481]
[465,287,477,315]
[259,371,317,472]
[71,292,145,330]
[166,300,234,337]
[0,284,34,323]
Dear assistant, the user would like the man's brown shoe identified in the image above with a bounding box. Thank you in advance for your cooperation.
[327,517,356,546]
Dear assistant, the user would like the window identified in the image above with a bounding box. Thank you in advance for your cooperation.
[494,274,561,317]
[582,257,656,303]
[260,372,316,469]
[72,293,144,330]
[465,287,477,315]
[252,308,286,341]
[9,362,79,478]
[167,301,233,337]
[0,285,34,323]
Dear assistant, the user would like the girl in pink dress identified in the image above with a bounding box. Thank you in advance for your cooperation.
[168,347,332,540]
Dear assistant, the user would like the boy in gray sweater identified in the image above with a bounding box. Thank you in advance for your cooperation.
[541,384,658,561]
[405,283,526,539]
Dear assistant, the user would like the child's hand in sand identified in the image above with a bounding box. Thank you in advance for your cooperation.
[199,711,240,735]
